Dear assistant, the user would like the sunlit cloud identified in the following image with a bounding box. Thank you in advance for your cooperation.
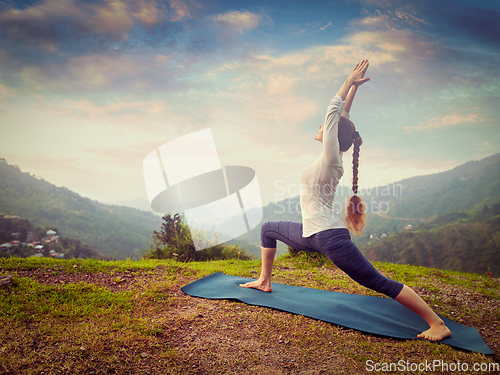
[0,0,175,50]
[393,10,428,27]
[361,12,392,28]
[248,91,318,129]
[360,8,428,29]
[39,98,196,130]
[404,110,487,133]
[211,10,261,34]
[0,83,12,97]
[265,73,296,95]
[319,22,333,31]
[15,52,191,94]
[231,44,395,81]
[168,0,200,22]
[347,28,444,62]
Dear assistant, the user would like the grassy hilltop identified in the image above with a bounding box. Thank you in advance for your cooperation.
[1,256,499,374]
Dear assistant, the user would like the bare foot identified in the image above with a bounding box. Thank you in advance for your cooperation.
[239,279,272,292]
[417,322,451,341]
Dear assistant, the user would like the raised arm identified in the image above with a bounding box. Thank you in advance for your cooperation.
[321,60,370,169]
[344,85,358,114]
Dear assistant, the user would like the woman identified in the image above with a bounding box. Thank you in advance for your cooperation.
[240,60,451,342]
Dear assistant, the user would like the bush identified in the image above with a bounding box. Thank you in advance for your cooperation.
[143,213,252,262]
[287,245,327,261]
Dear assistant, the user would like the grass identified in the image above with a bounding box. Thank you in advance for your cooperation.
[0,255,499,374]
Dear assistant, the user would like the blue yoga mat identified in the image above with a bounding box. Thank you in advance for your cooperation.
[181,272,493,354]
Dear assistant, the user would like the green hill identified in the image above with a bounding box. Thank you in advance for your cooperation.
[360,197,500,277]
[0,158,162,259]
[360,153,500,219]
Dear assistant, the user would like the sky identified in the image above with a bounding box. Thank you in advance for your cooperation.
[0,0,499,213]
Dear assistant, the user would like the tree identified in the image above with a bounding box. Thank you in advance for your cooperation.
[144,213,251,262]
[145,213,195,261]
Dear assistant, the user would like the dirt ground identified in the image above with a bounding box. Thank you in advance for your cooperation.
[7,266,500,374]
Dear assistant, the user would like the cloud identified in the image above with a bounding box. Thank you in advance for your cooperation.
[339,11,476,95]
[83,141,158,167]
[0,83,12,97]
[235,44,396,81]
[196,41,400,159]
[169,0,199,22]
[211,10,261,34]
[345,26,448,84]
[232,8,439,79]
[197,32,415,156]
[393,10,428,27]
[319,22,333,31]
[0,0,178,51]
[248,91,319,129]
[348,12,442,60]
[359,0,500,47]
[265,73,296,95]
[40,97,196,130]
[0,4,268,96]
[360,12,392,28]
[15,52,191,94]
[0,0,207,70]
[360,8,428,28]
[404,110,487,133]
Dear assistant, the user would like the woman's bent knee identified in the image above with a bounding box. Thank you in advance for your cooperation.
[261,221,278,248]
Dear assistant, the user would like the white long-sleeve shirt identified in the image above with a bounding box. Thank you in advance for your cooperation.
[300,94,348,237]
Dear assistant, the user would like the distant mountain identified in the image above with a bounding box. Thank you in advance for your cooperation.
[360,196,500,277]
[359,153,500,219]
[236,153,500,261]
[0,158,162,259]
[2,152,498,265]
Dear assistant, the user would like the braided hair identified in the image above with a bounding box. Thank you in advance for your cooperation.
[338,117,366,234]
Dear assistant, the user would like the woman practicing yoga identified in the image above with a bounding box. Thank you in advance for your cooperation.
[240,60,451,342]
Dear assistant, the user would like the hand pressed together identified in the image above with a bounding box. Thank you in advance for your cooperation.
[337,59,370,101]
[348,59,370,87]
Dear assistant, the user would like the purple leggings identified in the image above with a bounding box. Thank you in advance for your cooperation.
[261,221,404,299]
